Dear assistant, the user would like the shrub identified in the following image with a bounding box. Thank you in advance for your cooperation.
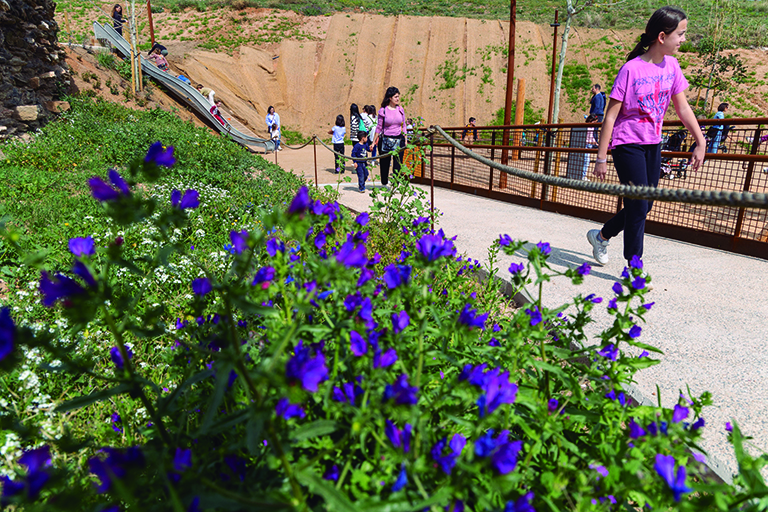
[1,139,767,510]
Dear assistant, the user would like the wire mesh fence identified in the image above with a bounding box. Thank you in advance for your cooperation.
[415,118,768,259]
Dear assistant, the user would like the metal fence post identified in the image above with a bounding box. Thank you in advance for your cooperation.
[488,131,496,191]
[732,126,764,242]
[450,144,455,189]
[541,129,553,203]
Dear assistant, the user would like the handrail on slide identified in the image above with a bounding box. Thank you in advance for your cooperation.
[92,22,275,152]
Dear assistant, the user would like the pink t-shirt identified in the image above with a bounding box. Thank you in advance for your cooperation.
[376,106,406,137]
[609,55,688,148]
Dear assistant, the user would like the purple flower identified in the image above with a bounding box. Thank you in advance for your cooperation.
[629,255,643,269]
[19,446,51,474]
[504,492,535,512]
[628,418,646,439]
[332,382,363,405]
[524,306,542,326]
[693,452,707,464]
[88,176,121,202]
[589,463,609,478]
[447,500,465,512]
[336,240,368,268]
[725,422,733,432]
[509,262,525,274]
[612,282,623,295]
[111,412,123,434]
[145,142,176,167]
[385,420,412,452]
[499,234,513,246]
[355,212,369,226]
[392,466,408,492]
[458,304,488,330]
[691,417,705,430]
[229,230,249,254]
[89,447,145,493]
[275,397,306,419]
[383,374,418,405]
[477,370,518,417]
[608,297,618,310]
[288,186,311,215]
[638,350,649,358]
[431,434,466,475]
[654,454,691,502]
[391,311,410,334]
[350,331,367,356]
[110,345,134,370]
[192,277,212,296]
[416,231,456,261]
[266,238,285,257]
[285,341,329,392]
[373,347,398,368]
[598,343,618,361]
[585,293,602,304]
[643,302,655,310]
[672,404,689,423]
[547,398,559,412]
[314,232,327,250]
[536,241,551,255]
[39,271,84,307]
[576,262,591,276]
[647,421,668,437]
[474,429,522,474]
[0,307,15,362]
[488,338,501,347]
[12,446,52,499]
[323,465,339,481]
[252,266,275,285]
[72,260,97,287]
[173,448,193,473]
[631,276,646,290]
[382,264,411,289]
[171,189,200,209]
[69,237,95,257]
[628,325,642,338]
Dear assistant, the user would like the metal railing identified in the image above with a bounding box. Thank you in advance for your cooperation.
[414,118,768,260]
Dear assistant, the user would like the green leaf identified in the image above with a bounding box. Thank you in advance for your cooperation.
[292,419,336,441]
[196,363,233,436]
[157,369,214,417]
[359,487,451,512]
[54,383,133,413]
[246,414,266,455]
[297,468,357,512]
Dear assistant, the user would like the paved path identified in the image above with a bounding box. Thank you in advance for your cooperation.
[279,145,768,481]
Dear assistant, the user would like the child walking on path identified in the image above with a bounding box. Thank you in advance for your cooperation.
[352,131,371,192]
[328,115,346,174]
[587,6,706,267]
[270,123,281,151]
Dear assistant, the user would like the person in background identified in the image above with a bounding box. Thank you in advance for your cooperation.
[196,84,216,106]
[582,114,599,181]
[328,114,346,174]
[270,123,281,151]
[147,46,169,72]
[362,105,378,165]
[461,117,478,143]
[589,84,606,122]
[112,4,124,36]
[209,101,226,127]
[349,104,362,145]
[406,118,415,136]
[265,106,280,138]
[373,86,407,186]
[352,131,372,193]
[707,102,729,154]
[587,6,705,268]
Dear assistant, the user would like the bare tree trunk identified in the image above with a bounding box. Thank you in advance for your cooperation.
[551,3,574,125]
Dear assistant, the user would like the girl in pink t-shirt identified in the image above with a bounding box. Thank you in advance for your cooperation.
[586,6,706,269]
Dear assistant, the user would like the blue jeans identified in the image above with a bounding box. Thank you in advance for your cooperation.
[601,143,661,261]
[356,163,368,190]
[582,144,597,179]
[707,131,722,154]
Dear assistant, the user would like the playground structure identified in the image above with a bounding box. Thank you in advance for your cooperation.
[92,21,276,153]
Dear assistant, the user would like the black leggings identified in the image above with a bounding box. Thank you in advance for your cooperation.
[378,136,405,186]
[333,143,345,173]
[601,143,661,261]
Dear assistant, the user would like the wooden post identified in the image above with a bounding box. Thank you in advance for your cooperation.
[500,0,517,170]
[147,0,156,46]
[313,137,318,188]
[64,12,73,46]
[512,78,525,160]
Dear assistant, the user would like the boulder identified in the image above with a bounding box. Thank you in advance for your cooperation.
[15,105,40,121]
[43,100,69,112]
[29,76,40,88]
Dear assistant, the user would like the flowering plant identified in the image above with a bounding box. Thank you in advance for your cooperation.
[0,144,766,511]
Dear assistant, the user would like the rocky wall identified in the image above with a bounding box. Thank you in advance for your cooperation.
[0,0,71,138]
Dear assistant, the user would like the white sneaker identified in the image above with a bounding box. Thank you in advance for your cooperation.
[587,229,609,265]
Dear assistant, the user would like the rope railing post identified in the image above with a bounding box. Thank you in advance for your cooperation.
[450,144,456,189]
[733,126,764,242]
[489,132,496,191]
[541,128,553,203]
[313,136,318,188]
[430,132,435,233]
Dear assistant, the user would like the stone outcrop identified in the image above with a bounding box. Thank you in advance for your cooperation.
[0,0,71,138]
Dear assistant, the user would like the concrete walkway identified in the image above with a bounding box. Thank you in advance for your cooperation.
[330,177,768,481]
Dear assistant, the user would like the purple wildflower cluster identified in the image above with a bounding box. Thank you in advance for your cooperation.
[0,307,15,362]
[285,341,329,392]
[474,430,523,474]
[431,434,466,475]
[459,363,518,417]
[89,447,146,493]
[0,446,52,504]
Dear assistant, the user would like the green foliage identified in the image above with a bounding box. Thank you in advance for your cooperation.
[435,47,472,91]
[95,51,116,70]
[561,63,592,113]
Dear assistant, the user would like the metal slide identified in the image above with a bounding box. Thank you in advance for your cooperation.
[92,22,275,152]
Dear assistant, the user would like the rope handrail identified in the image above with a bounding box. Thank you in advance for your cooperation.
[313,136,404,163]
[428,125,768,210]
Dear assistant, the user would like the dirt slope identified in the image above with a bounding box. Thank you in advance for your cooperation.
[60,7,768,138]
